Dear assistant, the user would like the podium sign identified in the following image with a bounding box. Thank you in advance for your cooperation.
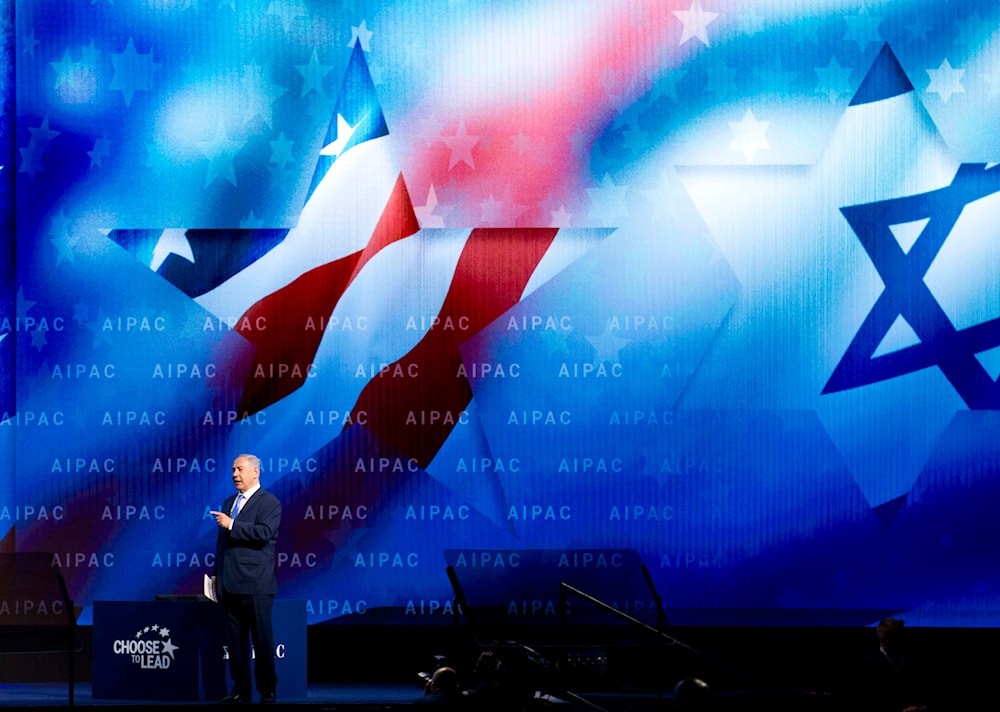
[92,601,202,700]
[93,600,306,701]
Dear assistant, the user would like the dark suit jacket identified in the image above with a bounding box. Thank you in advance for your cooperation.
[214,489,281,596]
[853,649,924,712]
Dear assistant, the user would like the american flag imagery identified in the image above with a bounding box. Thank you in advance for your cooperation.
[5,0,1000,627]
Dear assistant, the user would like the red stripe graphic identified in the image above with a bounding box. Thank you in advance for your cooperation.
[236,174,420,414]
[348,227,559,467]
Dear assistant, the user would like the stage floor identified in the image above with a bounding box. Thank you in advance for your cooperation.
[0,680,789,712]
[0,681,420,709]
[0,682,683,711]
[0,680,703,711]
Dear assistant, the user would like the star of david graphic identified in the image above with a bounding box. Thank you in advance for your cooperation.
[824,163,1000,409]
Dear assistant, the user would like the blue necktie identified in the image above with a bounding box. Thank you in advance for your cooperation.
[231,493,244,518]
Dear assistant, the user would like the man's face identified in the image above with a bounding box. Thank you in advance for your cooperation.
[231,457,260,493]
[880,628,901,656]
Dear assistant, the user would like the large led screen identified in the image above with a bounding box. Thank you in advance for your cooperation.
[5,0,1000,627]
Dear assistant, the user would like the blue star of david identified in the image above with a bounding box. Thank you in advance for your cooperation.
[824,163,1000,409]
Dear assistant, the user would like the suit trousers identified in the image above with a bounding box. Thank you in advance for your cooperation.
[221,591,277,697]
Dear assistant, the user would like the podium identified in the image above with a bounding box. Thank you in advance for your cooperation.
[92,599,306,701]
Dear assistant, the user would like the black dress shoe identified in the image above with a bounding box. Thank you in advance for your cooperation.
[260,692,276,704]
[220,692,249,704]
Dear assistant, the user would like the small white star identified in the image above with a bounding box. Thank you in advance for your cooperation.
[415,185,446,228]
[586,328,631,367]
[151,230,195,272]
[550,204,572,228]
[479,193,503,226]
[925,58,965,104]
[295,48,334,98]
[109,37,160,107]
[319,114,362,158]
[728,108,770,162]
[673,1,720,47]
[441,119,479,170]
[842,8,883,53]
[266,0,308,34]
[814,56,853,104]
[269,132,295,171]
[194,118,243,187]
[350,20,373,52]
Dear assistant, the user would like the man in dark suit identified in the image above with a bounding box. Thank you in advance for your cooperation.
[210,454,282,705]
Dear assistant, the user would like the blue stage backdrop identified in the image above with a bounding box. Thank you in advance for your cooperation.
[4,0,1000,627]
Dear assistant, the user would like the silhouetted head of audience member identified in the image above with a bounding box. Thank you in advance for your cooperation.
[674,677,711,710]
[473,651,502,685]
[468,649,537,710]
[876,617,906,661]
[413,666,468,708]
[426,667,461,696]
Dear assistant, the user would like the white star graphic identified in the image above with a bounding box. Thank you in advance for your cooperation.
[842,8,883,53]
[586,328,631,367]
[350,20,374,52]
[550,204,572,228]
[442,119,479,170]
[160,638,179,658]
[815,56,854,104]
[415,185,445,228]
[194,118,243,187]
[319,114,362,158]
[925,58,965,104]
[728,108,770,162]
[266,0,308,34]
[239,60,282,128]
[296,48,333,98]
[49,210,80,265]
[50,48,83,93]
[269,131,295,171]
[151,230,194,272]
[479,193,503,225]
[109,37,160,107]
[673,1,720,47]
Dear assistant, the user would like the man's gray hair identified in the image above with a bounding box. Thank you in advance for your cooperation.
[239,454,261,473]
